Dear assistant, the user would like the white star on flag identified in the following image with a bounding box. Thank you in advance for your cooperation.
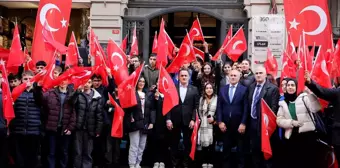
[127,84,132,90]
[61,18,67,28]
[113,65,119,71]
[0,59,5,65]
[289,19,300,30]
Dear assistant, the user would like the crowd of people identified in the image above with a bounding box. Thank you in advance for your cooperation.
[0,41,338,168]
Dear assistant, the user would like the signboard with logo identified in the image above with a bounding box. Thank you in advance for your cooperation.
[251,15,286,72]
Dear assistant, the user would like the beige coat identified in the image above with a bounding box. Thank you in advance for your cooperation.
[276,93,321,139]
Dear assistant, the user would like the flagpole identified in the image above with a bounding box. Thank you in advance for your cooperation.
[302,31,307,70]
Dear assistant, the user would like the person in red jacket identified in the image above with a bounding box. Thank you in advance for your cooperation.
[42,77,76,168]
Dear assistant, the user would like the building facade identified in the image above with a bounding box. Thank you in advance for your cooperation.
[0,0,339,61]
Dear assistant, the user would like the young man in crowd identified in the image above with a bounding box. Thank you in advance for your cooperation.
[42,76,76,168]
[143,53,159,90]
[35,61,47,74]
[73,78,104,168]
[8,74,21,91]
[91,69,116,168]
[10,70,43,168]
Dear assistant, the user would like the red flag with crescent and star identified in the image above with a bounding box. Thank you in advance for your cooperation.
[212,25,233,61]
[224,27,247,62]
[188,18,205,42]
[120,35,128,53]
[0,59,15,126]
[264,48,278,78]
[107,38,129,86]
[152,31,158,53]
[118,62,144,108]
[158,65,179,116]
[65,31,80,68]
[166,33,195,73]
[130,24,139,56]
[189,113,200,160]
[261,99,277,160]
[7,24,24,74]
[193,47,204,61]
[109,93,125,138]
[32,0,72,64]
[283,0,332,49]
[70,67,95,89]
[156,18,168,67]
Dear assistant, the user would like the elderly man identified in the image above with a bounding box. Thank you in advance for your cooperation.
[217,69,248,168]
[247,66,280,168]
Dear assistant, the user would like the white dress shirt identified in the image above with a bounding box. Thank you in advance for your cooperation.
[179,83,188,103]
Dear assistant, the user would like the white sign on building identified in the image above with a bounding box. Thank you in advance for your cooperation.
[251,15,286,72]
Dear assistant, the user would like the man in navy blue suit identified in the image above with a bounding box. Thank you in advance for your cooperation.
[217,69,248,168]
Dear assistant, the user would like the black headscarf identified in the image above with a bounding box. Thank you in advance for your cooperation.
[284,78,298,104]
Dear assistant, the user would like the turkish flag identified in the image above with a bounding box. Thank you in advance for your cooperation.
[166,33,196,73]
[286,32,298,62]
[264,48,278,77]
[118,63,144,108]
[193,47,204,61]
[41,56,57,91]
[189,113,200,160]
[328,148,339,168]
[261,99,277,160]
[311,46,332,88]
[212,25,233,61]
[89,28,98,57]
[107,38,129,86]
[224,27,247,62]
[0,48,10,61]
[7,25,24,74]
[189,19,205,42]
[42,21,68,54]
[70,67,94,89]
[120,35,128,53]
[158,65,179,116]
[32,0,72,64]
[283,0,332,49]
[331,39,340,77]
[280,52,297,94]
[130,24,139,56]
[65,32,79,67]
[156,18,168,67]
[165,30,176,59]
[152,31,158,53]
[23,48,36,72]
[109,94,125,138]
[0,60,15,126]
[311,46,331,111]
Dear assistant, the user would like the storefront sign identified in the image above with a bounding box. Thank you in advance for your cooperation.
[251,15,286,71]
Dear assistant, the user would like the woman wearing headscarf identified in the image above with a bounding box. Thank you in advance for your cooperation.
[276,79,324,168]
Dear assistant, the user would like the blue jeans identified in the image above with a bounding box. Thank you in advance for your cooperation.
[46,130,71,168]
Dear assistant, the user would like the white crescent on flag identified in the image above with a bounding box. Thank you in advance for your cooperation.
[232,40,243,50]
[162,77,169,92]
[40,3,61,32]
[299,5,327,36]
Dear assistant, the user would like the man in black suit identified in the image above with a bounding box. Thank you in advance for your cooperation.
[217,69,248,168]
[247,66,279,168]
[166,68,199,168]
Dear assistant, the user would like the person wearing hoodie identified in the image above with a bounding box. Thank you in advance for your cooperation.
[73,78,104,168]
[276,78,324,168]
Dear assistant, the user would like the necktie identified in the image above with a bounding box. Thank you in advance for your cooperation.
[251,85,261,119]
[229,85,235,103]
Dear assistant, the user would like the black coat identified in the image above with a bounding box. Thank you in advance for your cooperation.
[10,86,43,135]
[74,89,104,136]
[306,81,340,145]
[166,84,199,126]
[94,78,115,125]
[240,72,255,87]
[125,91,155,133]
[247,81,280,130]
